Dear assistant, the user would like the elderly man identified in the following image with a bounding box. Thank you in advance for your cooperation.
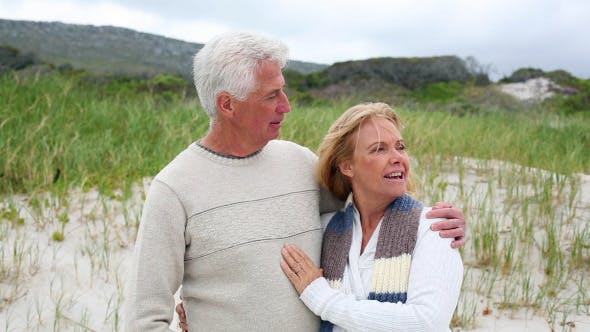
[126,31,466,332]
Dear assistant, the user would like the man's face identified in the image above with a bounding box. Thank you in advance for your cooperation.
[230,61,291,149]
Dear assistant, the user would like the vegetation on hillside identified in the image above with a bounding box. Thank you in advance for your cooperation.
[1,51,589,332]
[499,67,590,115]
[1,46,588,197]
[318,56,489,89]
[0,19,327,78]
[500,67,578,85]
[0,45,39,74]
[1,67,588,196]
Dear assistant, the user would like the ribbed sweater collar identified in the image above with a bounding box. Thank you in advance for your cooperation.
[189,141,269,166]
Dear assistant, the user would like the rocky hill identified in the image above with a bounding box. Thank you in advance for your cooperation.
[320,56,487,89]
[0,19,327,79]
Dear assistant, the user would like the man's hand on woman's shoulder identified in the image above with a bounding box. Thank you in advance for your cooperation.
[427,202,466,249]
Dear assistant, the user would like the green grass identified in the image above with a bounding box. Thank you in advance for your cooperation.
[0,71,207,196]
[1,71,589,197]
[1,70,589,330]
[401,110,589,174]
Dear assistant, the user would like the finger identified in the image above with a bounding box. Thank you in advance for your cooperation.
[283,245,313,275]
[427,207,463,220]
[175,303,185,318]
[281,245,300,269]
[432,201,454,209]
[438,228,465,239]
[451,236,466,249]
[288,245,319,271]
[430,218,465,231]
[280,259,299,282]
[285,244,308,263]
[287,245,314,268]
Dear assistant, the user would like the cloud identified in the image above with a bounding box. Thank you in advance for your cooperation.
[1,0,589,79]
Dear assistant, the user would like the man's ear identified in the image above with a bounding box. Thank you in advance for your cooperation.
[216,92,233,119]
[338,160,353,178]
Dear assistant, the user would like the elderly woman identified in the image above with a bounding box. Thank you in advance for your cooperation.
[280,102,463,331]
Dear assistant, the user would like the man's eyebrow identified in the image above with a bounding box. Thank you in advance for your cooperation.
[267,88,282,96]
[272,88,282,93]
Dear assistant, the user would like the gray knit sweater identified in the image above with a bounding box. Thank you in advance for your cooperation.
[126,140,340,331]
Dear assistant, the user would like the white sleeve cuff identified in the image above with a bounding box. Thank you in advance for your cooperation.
[300,277,338,316]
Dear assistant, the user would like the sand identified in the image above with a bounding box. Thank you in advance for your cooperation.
[499,77,559,102]
[1,159,589,331]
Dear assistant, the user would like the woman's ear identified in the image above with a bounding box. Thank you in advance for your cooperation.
[338,160,353,178]
[216,92,233,119]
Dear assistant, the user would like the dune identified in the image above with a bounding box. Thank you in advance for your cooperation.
[1,159,588,331]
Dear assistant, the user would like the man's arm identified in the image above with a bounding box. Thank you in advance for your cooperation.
[126,180,186,331]
[426,202,466,248]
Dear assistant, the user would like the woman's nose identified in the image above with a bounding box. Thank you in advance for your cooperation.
[388,149,402,164]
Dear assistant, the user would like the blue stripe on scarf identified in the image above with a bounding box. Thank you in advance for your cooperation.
[325,203,355,233]
[320,320,334,332]
[389,193,422,211]
[369,291,407,303]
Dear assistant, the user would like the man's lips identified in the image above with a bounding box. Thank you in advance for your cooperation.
[270,119,283,127]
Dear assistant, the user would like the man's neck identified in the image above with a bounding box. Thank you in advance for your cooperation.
[200,129,264,158]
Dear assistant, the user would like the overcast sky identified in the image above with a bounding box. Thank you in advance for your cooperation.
[2,0,589,81]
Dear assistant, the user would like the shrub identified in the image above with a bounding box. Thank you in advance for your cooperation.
[320,56,478,89]
[0,45,38,70]
[411,81,466,103]
[554,79,590,115]
[52,231,65,242]
[500,68,545,83]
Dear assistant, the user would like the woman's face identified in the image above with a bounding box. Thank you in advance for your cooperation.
[340,116,409,205]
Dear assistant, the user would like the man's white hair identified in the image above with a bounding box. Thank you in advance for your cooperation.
[193,32,289,121]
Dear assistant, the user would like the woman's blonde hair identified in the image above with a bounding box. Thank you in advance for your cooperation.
[317,102,410,201]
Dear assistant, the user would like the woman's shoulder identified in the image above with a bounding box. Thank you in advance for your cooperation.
[416,206,455,248]
[418,206,435,227]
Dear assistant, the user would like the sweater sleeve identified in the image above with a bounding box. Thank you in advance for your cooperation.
[300,211,463,332]
[126,179,187,332]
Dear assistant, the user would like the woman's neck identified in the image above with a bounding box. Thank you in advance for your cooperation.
[353,194,390,253]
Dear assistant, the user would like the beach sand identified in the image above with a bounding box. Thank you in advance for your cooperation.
[1,159,589,331]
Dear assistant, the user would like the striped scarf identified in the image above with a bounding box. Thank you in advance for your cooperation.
[320,194,422,331]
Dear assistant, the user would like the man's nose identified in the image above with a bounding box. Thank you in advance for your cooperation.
[277,90,291,114]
